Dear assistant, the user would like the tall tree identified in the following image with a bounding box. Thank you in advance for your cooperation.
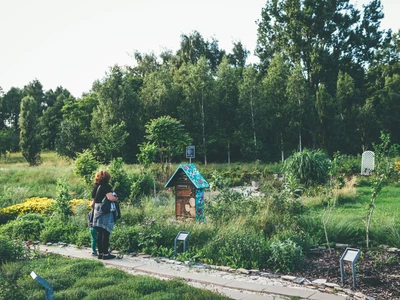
[40,88,74,150]
[176,58,214,164]
[238,65,263,160]
[286,64,311,152]
[1,87,23,134]
[91,66,128,163]
[140,65,179,122]
[214,56,240,163]
[19,96,41,165]
[261,54,290,161]
[335,71,360,154]
[228,41,250,69]
[144,115,191,175]
[55,93,98,158]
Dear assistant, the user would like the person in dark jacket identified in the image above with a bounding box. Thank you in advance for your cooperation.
[91,170,118,260]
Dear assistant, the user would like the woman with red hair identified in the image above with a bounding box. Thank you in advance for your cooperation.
[91,170,118,260]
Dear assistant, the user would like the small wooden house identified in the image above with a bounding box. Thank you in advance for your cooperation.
[165,164,209,221]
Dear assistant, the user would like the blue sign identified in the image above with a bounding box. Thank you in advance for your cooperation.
[186,146,195,158]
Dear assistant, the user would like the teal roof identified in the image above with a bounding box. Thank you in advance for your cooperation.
[165,164,210,189]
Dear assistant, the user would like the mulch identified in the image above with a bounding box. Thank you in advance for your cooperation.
[285,248,400,299]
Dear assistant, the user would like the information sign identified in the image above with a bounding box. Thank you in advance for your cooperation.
[186,146,195,159]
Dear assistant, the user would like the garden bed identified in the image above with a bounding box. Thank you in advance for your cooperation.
[286,247,400,299]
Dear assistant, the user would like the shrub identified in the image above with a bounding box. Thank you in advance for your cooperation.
[40,218,80,243]
[110,225,140,252]
[109,157,131,201]
[53,178,72,220]
[0,235,27,264]
[268,238,304,272]
[74,150,99,186]
[283,149,330,186]
[0,197,54,224]
[130,172,154,206]
[2,213,45,240]
[202,227,270,269]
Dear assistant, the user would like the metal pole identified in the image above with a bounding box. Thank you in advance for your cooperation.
[30,271,54,300]
[154,176,157,202]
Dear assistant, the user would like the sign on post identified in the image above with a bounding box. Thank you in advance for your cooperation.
[30,271,54,300]
[340,248,361,288]
[186,146,195,163]
[174,231,190,256]
[361,151,374,175]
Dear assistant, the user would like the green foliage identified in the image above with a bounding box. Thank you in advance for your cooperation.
[40,217,79,243]
[0,254,229,300]
[268,239,304,272]
[283,149,330,186]
[110,225,140,253]
[0,128,18,158]
[207,189,266,225]
[19,96,42,166]
[137,142,158,168]
[109,157,131,201]
[202,227,270,269]
[0,235,27,264]
[53,178,72,219]
[129,172,154,205]
[74,149,99,186]
[366,132,399,247]
[209,171,232,191]
[2,213,44,241]
[144,115,192,172]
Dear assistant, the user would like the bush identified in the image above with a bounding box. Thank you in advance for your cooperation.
[283,149,330,186]
[109,157,132,201]
[0,235,27,264]
[74,150,99,186]
[110,225,140,253]
[0,197,54,224]
[130,172,154,205]
[40,218,80,243]
[202,227,270,269]
[268,238,304,272]
[2,213,45,240]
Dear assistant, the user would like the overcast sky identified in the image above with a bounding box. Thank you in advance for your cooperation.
[0,0,399,98]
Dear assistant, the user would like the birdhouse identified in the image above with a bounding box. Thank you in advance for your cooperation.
[165,164,209,222]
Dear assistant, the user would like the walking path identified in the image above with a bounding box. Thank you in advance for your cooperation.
[39,244,347,300]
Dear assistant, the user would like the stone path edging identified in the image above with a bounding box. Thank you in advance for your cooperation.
[37,243,360,300]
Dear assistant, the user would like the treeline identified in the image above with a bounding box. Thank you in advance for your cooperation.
[0,0,399,164]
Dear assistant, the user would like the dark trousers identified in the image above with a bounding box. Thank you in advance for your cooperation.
[94,227,110,254]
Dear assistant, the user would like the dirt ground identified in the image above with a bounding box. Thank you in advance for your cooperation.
[284,247,400,299]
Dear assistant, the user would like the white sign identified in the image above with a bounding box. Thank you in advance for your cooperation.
[177,233,189,241]
[361,151,374,175]
[343,249,359,262]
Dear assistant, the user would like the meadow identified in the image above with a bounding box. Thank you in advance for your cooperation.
[1,151,400,272]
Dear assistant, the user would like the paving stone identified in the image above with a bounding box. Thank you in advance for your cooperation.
[266,274,281,279]
[325,282,340,288]
[237,268,250,274]
[312,278,327,285]
[293,277,306,284]
[281,275,296,281]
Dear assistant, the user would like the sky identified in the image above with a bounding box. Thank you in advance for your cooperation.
[0,0,399,98]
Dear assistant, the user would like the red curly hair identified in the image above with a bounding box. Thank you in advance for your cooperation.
[94,170,111,185]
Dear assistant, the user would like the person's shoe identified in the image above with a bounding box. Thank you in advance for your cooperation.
[92,252,98,257]
[97,253,104,259]
[102,254,116,260]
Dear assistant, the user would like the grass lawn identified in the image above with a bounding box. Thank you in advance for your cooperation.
[0,253,229,300]
[302,184,400,247]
